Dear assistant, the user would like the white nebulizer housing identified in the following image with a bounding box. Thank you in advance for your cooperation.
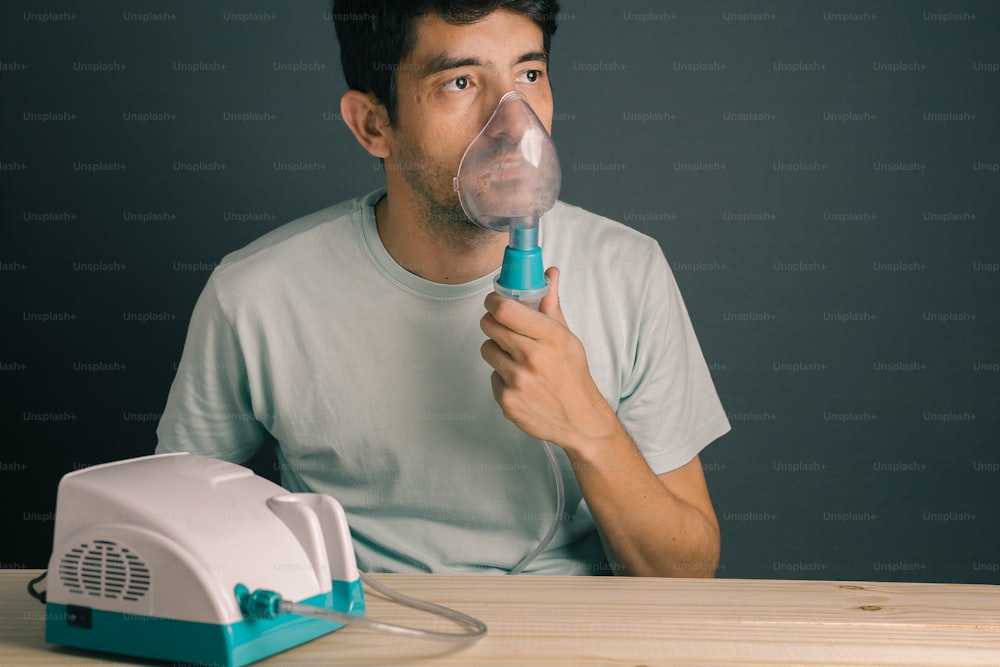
[44,453,364,666]
[454,89,561,309]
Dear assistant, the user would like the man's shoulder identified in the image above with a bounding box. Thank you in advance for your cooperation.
[216,193,370,271]
[199,190,380,312]
[545,199,664,259]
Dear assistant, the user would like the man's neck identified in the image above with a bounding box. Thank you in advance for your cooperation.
[374,193,508,285]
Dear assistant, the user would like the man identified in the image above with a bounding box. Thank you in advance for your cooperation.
[156,0,730,577]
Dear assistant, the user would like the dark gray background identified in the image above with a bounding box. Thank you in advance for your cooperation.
[2,1,998,582]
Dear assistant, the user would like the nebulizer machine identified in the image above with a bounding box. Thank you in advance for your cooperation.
[33,92,566,667]
[35,453,486,667]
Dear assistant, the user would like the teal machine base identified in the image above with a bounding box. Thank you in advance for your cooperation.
[46,579,364,667]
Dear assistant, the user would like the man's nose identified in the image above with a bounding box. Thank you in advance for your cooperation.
[481,91,533,141]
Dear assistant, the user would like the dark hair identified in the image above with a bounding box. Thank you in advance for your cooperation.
[332,0,560,125]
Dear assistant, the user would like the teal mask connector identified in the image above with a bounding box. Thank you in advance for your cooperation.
[495,217,549,307]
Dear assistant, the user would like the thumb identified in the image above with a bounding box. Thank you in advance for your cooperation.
[539,266,566,324]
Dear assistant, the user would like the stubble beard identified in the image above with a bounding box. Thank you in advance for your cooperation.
[396,139,500,254]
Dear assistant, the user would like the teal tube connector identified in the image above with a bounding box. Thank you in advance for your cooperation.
[497,245,546,291]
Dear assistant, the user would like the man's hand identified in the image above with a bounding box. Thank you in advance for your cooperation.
[481,266,721,577]
[480,267,619,455]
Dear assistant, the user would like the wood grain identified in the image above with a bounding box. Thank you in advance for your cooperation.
[2,571,998,666]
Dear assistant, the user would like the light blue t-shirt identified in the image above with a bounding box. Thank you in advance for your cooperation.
[155,189,730,575]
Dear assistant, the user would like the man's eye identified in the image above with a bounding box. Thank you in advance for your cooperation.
[445,75,470,91]
[518,69,542,84]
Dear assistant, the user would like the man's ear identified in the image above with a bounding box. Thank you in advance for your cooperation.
[340,90,392,159]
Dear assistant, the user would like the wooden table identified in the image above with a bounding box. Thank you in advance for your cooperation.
[2,570,998,666]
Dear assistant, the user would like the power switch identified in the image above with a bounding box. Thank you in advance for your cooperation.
[66,605,92,629]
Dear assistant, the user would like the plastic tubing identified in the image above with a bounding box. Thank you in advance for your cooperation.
[509,439,565,575]
[272,573,486,642]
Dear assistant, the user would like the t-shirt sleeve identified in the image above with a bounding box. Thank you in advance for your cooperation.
[155,274,269,463]
[616,244,730,474]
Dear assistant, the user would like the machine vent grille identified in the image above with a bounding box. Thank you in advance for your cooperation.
[59,540,151,601]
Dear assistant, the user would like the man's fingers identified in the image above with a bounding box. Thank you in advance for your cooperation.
[484,291,551,340]
[485,265,565,337]
[480,338,516,381]
[538,266,565,325]
[481,311,529,365]
[489,370,505,405]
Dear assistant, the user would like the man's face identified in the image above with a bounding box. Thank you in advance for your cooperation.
[384,10,554,236]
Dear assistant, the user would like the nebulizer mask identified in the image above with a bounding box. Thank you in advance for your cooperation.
[454,90,561,310]
[453,91,566,575]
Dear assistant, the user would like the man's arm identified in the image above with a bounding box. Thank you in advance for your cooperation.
[480,267,720,577]
[155,275,268,462]
[570,439,720,577]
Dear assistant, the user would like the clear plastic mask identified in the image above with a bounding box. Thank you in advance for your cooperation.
[453,91,561,236]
